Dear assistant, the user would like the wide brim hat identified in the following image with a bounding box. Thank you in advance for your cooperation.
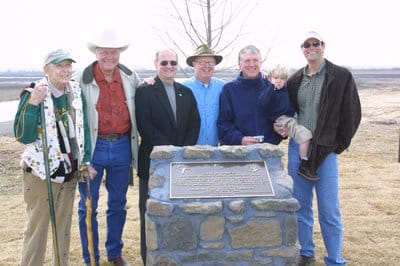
[87,29,129,54]
[186,44,223,67]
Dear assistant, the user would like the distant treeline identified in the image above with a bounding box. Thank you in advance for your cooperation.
[2,67,400,81]
[0,71,45,77]
[0,69,237,81]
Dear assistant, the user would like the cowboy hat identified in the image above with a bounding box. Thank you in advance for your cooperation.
[186,44,223,67]
[87,29,129,54]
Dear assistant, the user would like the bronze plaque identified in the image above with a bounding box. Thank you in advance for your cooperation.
[170,161,275,199]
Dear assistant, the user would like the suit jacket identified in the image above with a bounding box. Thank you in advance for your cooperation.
[135,76,200,179]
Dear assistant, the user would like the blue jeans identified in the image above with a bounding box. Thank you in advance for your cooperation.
[78,135,131,263]
[288,139,346,266]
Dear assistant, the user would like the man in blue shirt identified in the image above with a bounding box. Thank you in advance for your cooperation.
[184,44,225,146]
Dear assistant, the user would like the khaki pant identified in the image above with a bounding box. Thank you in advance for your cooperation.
[276,115,312,144]
[20,171,77,266]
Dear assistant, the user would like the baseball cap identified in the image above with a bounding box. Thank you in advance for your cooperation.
[303,30,324,42]
[44,49,76,65]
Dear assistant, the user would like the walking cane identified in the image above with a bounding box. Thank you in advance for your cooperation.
[39,97,61,266]
[82,167,96,266]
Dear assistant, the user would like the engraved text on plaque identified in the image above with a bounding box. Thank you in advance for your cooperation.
[170,161,275,198]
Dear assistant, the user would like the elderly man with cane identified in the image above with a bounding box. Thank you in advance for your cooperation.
[14,49,95,265]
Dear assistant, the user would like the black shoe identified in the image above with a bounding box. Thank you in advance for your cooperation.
[298,159,320,181]
[108,256,130,266]
[297,255,316,266]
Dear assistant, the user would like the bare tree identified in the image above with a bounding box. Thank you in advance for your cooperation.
[162,0,260,68]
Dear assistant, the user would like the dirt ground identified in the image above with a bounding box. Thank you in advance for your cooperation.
[0,85,399,265]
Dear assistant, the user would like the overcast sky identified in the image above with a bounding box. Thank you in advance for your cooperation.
[1,0,399,72]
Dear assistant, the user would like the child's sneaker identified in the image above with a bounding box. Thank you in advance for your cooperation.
[298,159,320,181]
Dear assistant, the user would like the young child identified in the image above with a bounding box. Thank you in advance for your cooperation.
[259,65,318,180]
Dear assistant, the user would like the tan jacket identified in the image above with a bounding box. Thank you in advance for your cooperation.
[74,62,140,169]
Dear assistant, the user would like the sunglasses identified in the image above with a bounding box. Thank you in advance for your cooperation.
[301,40,323,49]
[160,60,178,66]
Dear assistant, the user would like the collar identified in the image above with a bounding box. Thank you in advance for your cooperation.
[93,62,122,84]
[238,71,264,86]
[303,59,326,76]
[47,76,68,98]
[194,76,212,88]
[82,61,133,84]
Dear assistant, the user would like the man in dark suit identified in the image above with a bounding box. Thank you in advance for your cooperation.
[134,48,200,265]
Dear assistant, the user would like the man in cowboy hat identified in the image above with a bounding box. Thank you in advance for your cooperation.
[74,29,140,266]
[184,44,224,145]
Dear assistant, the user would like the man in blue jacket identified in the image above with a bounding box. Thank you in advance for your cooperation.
[217,45,280,145]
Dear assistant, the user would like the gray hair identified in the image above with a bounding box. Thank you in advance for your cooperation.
[238,45,261,63]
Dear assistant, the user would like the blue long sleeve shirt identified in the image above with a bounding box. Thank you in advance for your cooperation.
[258,84,295,123]
[183,76,225,145]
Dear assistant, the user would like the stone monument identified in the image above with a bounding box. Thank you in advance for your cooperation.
[145,144,299,266]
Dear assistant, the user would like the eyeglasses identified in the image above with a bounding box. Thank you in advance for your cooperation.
[195,60,216,66]
[301,40,323,49]
[160,60,178,66]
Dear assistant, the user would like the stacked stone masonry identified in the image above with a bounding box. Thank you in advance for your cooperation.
[146,144,300,266]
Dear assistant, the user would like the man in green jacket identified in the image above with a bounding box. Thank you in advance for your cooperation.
[14,49,94,266]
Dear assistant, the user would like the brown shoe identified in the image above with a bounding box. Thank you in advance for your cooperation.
[297,255,316,266]
[108,256,130,266]
[298,159,320,181]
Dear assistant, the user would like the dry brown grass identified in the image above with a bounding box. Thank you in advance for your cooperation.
[0,84,399,265]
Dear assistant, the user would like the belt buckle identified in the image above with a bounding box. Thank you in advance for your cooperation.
[106,133,120,141]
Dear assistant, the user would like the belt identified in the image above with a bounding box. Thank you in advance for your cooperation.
[97,133,127,141]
